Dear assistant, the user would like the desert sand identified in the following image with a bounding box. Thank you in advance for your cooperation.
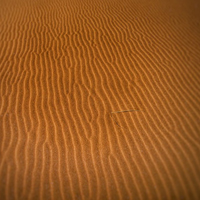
[0,0,200,199]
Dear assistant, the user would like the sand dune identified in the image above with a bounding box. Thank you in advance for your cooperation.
[0,0,200,199]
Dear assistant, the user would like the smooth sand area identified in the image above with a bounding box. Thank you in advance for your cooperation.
[0,0,200,199]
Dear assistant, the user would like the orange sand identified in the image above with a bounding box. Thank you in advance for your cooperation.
[0,0,200,199]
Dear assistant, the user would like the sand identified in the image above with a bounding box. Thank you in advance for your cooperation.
[0,0,200,199]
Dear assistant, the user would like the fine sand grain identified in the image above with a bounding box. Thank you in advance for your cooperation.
[0,0,200,199]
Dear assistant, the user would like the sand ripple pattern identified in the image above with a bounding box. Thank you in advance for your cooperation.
[0,0,200,199]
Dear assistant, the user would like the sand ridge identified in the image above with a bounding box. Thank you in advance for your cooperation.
[0,0,200,199]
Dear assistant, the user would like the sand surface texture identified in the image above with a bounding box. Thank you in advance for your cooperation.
[0,0,200,199]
